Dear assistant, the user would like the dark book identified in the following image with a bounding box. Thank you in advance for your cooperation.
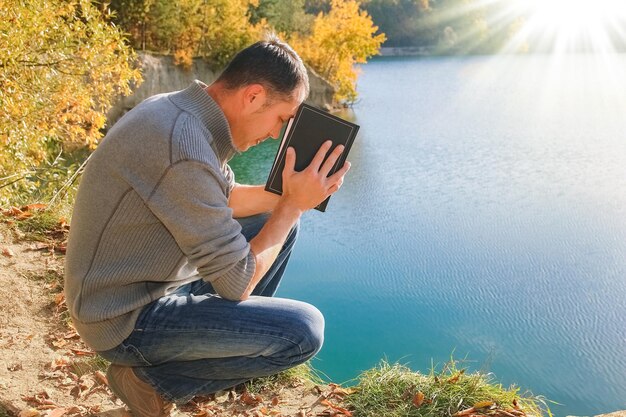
[265,103,359,212]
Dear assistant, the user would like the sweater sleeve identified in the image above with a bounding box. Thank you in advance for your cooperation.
[146,160,255,300]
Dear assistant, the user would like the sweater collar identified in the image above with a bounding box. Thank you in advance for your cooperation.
[170,80,238,162]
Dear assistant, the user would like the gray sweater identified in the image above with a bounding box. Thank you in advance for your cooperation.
[65,81,255,351]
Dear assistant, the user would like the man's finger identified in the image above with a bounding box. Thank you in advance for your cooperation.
[328,178,344,193]
[283,147,296,175]
[308,140,333,171]
[319,144,345,178]
[326,161,351,186]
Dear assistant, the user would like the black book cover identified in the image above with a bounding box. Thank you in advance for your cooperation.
[265,103,359,212]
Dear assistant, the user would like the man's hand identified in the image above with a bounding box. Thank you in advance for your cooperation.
[241,141,351,300]
[281,140,351,212]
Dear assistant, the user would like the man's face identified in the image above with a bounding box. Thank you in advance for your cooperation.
[232,85,304,152]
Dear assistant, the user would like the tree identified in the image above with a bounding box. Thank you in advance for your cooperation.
[362,0,432,47]
[250,0,314,35]
[0,0,141,203]
[291,0,386,103]
[109,0,266,69]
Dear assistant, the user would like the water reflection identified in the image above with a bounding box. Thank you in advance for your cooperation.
[230,54,626,417]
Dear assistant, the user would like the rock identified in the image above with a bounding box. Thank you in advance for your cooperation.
[595,411,626,417]
[94,407,131,417]
[107,53,336,127]
[567,411,626,417]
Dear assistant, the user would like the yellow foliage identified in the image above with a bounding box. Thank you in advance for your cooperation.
[121,0,267,71]
[193,0,268,69]
[290,0,386,103]
[0,0,141,202]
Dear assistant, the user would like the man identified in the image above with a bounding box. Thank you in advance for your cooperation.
[64,36,350,416]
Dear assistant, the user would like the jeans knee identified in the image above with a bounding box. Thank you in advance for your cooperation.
[294,302,324,359]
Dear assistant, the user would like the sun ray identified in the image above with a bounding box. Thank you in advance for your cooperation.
[507,0,626,53]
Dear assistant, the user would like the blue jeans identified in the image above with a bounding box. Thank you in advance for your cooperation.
[97,214,324,404]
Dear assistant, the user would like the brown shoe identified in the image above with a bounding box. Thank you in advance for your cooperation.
[107,364,173,417]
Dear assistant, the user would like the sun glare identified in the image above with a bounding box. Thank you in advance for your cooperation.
[513,0,626,52]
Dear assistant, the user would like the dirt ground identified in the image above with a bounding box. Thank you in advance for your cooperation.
[0,222,352,417]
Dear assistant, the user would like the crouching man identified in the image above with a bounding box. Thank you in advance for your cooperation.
[65,35,350,416]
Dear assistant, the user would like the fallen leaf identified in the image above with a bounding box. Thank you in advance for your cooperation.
[2,206,23,217]
[328,384,356,398]
[51,357,70,370]
[94,370,108,385]
[2,247,15,257]
[23,203,47,212]
[54,292,65,306]
[18,409,40,417]
[412,391,425,408]
[8,362,23,371]
[453,407,476,417]
[70,348,94,356]
[474,400,494,409]
[320,399,352,416]
[51,339,68,348]
[241,391,263,406]
[62,330,79,340]
[16,212,33,220]
[30,243,50,251]
[495,411,519,417]
[46,408,68,417]
[447,369,466,384]
[271,396,280,406]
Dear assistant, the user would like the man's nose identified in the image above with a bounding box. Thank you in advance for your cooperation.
[270,125,282,139]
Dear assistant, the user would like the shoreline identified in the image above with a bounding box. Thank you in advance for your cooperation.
[379,45,432,56]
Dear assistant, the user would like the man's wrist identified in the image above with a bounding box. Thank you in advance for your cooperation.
[275,197,305,219]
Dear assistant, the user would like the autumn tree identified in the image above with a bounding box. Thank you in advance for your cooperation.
[0,0,141,204]
[250,0,314,35]
[291,0,386,103]
[362,0,432,47]
[109,0,266,69]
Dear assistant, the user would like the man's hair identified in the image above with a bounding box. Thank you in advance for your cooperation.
[216,34,309,101]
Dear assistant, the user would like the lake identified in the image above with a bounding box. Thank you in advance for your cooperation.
[229,54,626,417]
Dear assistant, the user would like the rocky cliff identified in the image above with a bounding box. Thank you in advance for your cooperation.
[107,52,336,126]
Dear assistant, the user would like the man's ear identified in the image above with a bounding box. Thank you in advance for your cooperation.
[242,84,268,113]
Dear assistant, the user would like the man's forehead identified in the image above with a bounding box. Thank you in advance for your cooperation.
[278,96,302,117]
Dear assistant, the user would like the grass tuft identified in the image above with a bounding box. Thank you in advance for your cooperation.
[246,362,324,394]
[11,207,69,243]
[346,359,549,417]
[70,355,110,378]
[14,210,63,241]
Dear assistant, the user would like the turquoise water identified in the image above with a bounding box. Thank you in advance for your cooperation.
[230,54,626,416]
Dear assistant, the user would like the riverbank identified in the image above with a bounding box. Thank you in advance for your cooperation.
[379,46,432,56]
[1,208,620,417]
[0,215,350,417]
